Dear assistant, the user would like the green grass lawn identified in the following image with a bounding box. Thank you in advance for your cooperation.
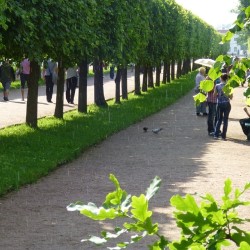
[0,71,196,196]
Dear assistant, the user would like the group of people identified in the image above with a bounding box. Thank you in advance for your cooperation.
[195,66,250,141]
[41,59,78,104]
[0,58,78,105]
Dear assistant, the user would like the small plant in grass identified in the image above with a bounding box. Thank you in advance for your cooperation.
[68,175,250,249]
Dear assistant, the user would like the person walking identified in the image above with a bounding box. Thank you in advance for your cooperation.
[65,67,78,104]
[0,60,15,101]
[195,67,207,116]
[43,59,57,103]
[213,73,232,140]
[19,57,30,101]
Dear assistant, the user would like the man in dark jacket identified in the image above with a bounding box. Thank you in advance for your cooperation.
[0,60,15,101]
[240,107,250,140]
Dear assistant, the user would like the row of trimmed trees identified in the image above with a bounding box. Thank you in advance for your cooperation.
[0,0,229,128]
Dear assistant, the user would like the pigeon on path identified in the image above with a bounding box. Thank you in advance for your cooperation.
[143,127,148,132]
[152,128,163,134]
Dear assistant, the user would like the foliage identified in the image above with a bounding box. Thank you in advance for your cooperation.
[68,175,250,249]
[0,72,195,196]
[194,5,250,106]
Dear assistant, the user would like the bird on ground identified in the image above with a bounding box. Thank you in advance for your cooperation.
[152,128,163,134]
[143,127,148,132]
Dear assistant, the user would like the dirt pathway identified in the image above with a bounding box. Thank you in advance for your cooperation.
[0,86,249,250]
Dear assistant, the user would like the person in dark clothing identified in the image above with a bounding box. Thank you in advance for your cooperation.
[239,107,250,141]
[65,67,78,104]
[43,59,57,103]
[0,60,15,101]
[214,74,232,140]
[110,65,114,79]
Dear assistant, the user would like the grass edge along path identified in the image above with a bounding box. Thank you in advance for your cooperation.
[0,72,196,197]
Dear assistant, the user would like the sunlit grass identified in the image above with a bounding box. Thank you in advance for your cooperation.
[0,71,196,196]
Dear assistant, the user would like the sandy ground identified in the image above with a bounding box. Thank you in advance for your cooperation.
[0,83,250,250]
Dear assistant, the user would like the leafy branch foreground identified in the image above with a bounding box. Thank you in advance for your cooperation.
[68,175,250,250]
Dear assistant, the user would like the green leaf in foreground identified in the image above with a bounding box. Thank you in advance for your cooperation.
[200,79,214,92]
[170,194,200,215]
[193,93,206,106]
[145,176,161,200]
[239,241,250,249]
[79,202,118,220]
[131,194,152,222]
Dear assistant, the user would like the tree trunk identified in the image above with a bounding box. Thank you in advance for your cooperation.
[162,61,167,84]
[78,59,88,113]
[155,65,161,87]
[94,59,107,106]
[171,60,175,81]
[166,62,171,83]
[182,58,191,75]
[26,60,40,128]
[142,66,147,92]
[54,60,64,119]
[121,66,128,99]
[192,58,199,71]
[115,66,121,104]
[177,60,182,78]
[148,66,154,88]
[134,64,141,95]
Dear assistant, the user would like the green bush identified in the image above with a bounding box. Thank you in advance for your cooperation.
[68,175,250,249]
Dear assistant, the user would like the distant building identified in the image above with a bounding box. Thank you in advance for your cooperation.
[217,29,245,57]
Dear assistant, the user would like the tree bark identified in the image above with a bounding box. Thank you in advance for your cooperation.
[162,61,167,84]
[54,60,64,119]
[142,66,147,92]
[166,62,171,83]
[171,60,175,81]
[155,65,161,87]
[182,58,191,75]
[78,59,88,113]
[115,66,121,104]
[121,66,128,99]
[93,59,107,106]
[134,64,141,95]
[148,66,154,88]
[26,60,40,128]
[177,60,182,78]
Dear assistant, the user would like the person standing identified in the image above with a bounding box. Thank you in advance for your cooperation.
[109,65,114,79]
[195,67,207,116]
[206,77,218,136]
[213,73,232,140]
[0,60,15,101]
[43,59,57,103]
[19,57,30,101]
[65,67,78,104]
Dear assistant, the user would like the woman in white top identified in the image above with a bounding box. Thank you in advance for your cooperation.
[66,67,78,104]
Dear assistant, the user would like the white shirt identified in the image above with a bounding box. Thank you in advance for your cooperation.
[66,67,78,79]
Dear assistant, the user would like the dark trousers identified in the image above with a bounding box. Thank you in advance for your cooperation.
[239,118,250,140]
[45,75,54,102]
[20,73,29,89]
[66,76,77,103]
[207,102,217,133]
[214,102,231,138]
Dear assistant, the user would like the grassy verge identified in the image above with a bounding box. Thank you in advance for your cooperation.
[0,71,195,196]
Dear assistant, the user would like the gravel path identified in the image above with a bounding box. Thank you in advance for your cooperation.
[0,83,249,250]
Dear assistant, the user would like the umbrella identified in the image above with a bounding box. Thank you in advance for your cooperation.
[194,58,215,68]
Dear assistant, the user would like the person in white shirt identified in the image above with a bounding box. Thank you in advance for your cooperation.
[66,67,78,104]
